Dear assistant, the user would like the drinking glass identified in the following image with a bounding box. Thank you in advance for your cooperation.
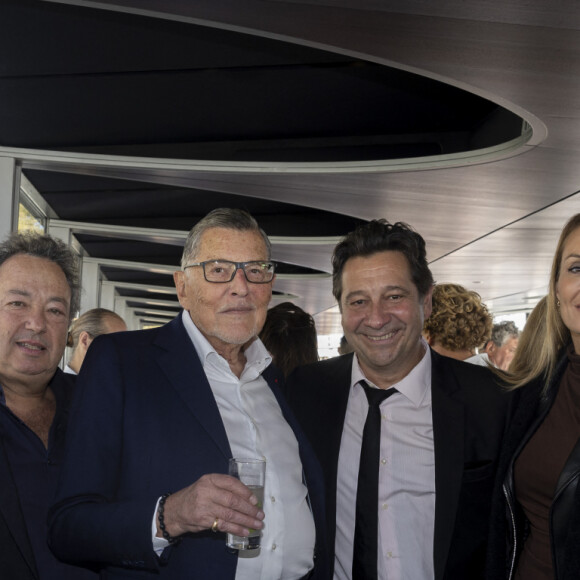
[226,457,266,551]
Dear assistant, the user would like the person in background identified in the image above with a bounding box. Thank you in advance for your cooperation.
[259,301,318,377]
[486,214,580,580]
[466,321,520,371]
[285,219,511,580]
[65,308,127,374]
[48,208,329,580]
[423,282,493,361]
[0,232,96,580]
[338,335,354,356]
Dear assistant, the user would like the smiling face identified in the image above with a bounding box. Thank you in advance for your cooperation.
[174,227,273,353]
[556,225,580,353]
[340,250,433,388]
[0,254,71,391]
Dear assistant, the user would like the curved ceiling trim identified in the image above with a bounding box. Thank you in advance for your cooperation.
[2,127,535,178]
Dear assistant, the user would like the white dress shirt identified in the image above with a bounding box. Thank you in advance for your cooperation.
[465,352,493,367]
[154,311,315,580]
[334,340,435,580]
[63,364,77,375]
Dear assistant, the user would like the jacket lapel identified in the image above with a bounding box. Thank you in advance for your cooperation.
[430,351,465,580]
[322,355,354,489]
[153,315,232,461]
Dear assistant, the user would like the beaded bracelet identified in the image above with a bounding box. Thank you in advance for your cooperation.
[158,493,181,545]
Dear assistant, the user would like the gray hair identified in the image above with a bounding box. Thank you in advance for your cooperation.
[67,308,126,349]
[490,320,519,347]
[180,208,272,268]
[0,232,80,318]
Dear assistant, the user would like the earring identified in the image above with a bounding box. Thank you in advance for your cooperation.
[557,300,561,307]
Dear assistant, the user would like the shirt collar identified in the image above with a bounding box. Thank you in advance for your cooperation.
[351,337,432,407]
[0,368,68,407]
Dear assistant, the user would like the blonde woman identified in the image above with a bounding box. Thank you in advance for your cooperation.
[487,214,580,580]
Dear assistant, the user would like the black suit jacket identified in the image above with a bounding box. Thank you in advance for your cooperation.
[285,350,512,580]
[49,314,329,579]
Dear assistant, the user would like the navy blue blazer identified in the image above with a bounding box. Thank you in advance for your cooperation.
[285,350,512,580]
[49,314,329,579]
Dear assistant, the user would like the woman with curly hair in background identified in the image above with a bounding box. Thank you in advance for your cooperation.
[423,282,493,361]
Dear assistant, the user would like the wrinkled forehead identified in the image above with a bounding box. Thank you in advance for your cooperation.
[342,250,414,285]
[501,336,519,349]
[196,228,269,261]
[0,254,72,309]
[0,253,69,285]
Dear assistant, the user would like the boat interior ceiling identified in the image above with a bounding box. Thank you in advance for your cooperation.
[1,0,579,331]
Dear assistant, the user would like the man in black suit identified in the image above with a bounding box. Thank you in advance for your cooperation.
[285,219,511,580]
[0,232,95,579]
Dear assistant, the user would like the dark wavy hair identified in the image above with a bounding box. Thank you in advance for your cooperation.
[332,219,434,304]
[259,302,318,377]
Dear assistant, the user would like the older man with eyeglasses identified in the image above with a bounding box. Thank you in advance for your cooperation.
[48,208,329,580]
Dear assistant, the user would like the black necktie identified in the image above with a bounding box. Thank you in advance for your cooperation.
[352,380,397,580]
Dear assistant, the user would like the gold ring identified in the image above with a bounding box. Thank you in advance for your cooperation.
[211,518,219,533]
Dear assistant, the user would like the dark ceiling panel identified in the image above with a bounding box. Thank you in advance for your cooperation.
[0,0,347,76]
[125,301,177,312]
[116,288,176,299]
[25,169,367,236]
[100,266,175,286]
[0,0,522,162]
[75,234,180,265]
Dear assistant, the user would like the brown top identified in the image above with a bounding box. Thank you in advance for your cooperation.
[513,345,580,580]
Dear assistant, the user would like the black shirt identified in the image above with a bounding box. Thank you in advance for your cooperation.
[0,369,97,580]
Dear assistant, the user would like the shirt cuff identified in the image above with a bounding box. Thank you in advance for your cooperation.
[152,496,170,556]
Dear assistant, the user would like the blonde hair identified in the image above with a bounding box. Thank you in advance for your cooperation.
[423,283,492,352]
[67,308,125,349]
[501,213,579,389]
[506,296,547,386]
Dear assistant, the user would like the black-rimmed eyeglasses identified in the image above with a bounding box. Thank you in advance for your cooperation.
[183,260,276,284]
